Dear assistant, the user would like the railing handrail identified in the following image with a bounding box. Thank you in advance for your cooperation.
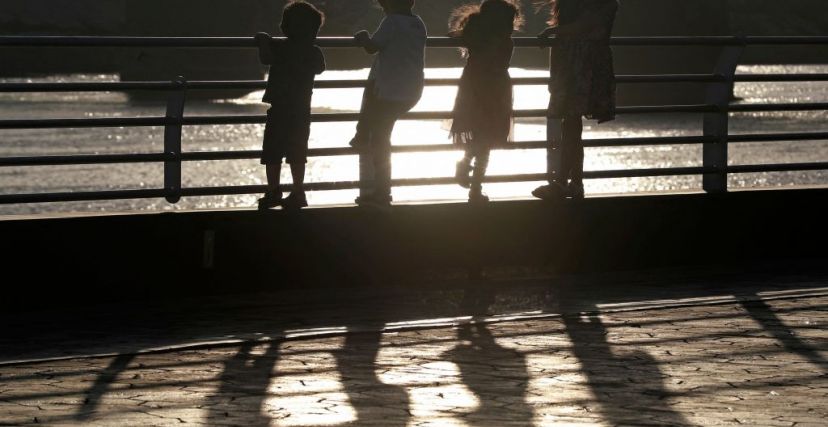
[7,132,828,168]
[5,102,828,130]
[6,74,828,94]
[2,35,828,48]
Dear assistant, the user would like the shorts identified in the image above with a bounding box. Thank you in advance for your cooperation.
[261,107,311,165]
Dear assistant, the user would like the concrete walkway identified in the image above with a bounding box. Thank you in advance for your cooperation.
[1,265,827,426]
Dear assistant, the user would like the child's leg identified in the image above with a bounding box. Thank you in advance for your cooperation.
[266,163,281,195]
[290,162,306,194]
[455,143,473,188]
[469,145,490,200]
[351,81,376,146]
[371,115,395,201]
[546,118,565,186]
[282,161,308,209]
[259,162,284,209]
[561,115,584,188]
[369,100,415,201]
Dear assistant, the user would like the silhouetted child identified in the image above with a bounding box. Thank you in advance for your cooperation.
[255,1,326,210]
[532,0,618,201]
[350,0,427,208]
[449,0,519,203]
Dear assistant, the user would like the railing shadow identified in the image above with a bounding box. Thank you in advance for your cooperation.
[560,310,692,426]
[738,292,828,370]
[73,353,135,421]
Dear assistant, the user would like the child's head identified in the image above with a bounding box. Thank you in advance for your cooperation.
[535,0,586,26]
[450,0,521,36]
[378,0,415,14]
[480,0,522,35]
[280,1,324,42]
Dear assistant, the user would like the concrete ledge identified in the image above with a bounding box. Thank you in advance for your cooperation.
[3,188,828,307]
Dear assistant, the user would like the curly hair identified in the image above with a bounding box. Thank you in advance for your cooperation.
[281,1,325,41]
[533,0,560,26]
[449,0,523,36]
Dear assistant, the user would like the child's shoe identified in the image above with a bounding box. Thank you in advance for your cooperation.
[567,182,585,200]
[356,193,392,211]
[468,188,489,204]
[282,191,308,210]
[257,191,283,210]
[532,183,567,201]
[455,160,472,189]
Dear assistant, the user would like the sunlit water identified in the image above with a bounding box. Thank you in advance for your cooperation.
[1,65,827,216]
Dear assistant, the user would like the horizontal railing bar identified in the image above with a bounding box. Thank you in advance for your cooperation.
[734,74,828,82]
[0,189,167,204]
[0,136,719,167]
[0,136,712,167]
[3,102,824,129]
[728,162,828,174]
[0,102,807,129]
[0,117,167,129]
[0,82,185,92]
[4,162,828,204]
[0,75,733,93]
[4,74,827,94]
[728,132,828,143]
[5,133,820,168]
[0,153,169,167]
[2,36,828,49]
[729,103,828,112]
[611,36,828,46]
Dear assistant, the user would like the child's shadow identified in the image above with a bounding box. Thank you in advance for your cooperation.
[561,310,692,426]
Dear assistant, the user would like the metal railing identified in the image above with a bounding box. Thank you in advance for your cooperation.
[1,36,827,206]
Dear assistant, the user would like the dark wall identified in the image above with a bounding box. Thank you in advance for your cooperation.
[3,189,828,309]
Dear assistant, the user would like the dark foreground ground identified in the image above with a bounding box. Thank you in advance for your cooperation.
[1,261,827,426]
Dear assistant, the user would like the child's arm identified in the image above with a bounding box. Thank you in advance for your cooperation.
[354,17,394,55]
[354,30,380,54]
[255,32,275,65]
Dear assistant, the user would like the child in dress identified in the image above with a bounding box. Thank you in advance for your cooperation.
[449,0,520,203]
[350,0,427,208]
[533,0,618,200]
[255,1,326,210]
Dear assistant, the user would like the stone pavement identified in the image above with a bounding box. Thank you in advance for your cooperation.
[1,265,827,426]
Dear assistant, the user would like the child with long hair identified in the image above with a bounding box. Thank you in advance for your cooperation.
[449,0,521,204]
[532,0,618,200]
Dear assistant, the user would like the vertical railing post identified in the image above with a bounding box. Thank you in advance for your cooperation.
[164,76,186,204]
[703,44,744,193]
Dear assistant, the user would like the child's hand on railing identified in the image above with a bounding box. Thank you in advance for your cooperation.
[537,27,558,39]
[255,33,273,65]
[447,30,463,39]
[254,32,271,45]
[354,31,371,46]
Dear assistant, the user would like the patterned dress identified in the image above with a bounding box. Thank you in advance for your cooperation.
[451,16,514,146]
[548,0,619,123]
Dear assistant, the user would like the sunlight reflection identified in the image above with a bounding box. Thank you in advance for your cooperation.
[267,338,357,427]
[493,333,596,426]
[375,328,481,426]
